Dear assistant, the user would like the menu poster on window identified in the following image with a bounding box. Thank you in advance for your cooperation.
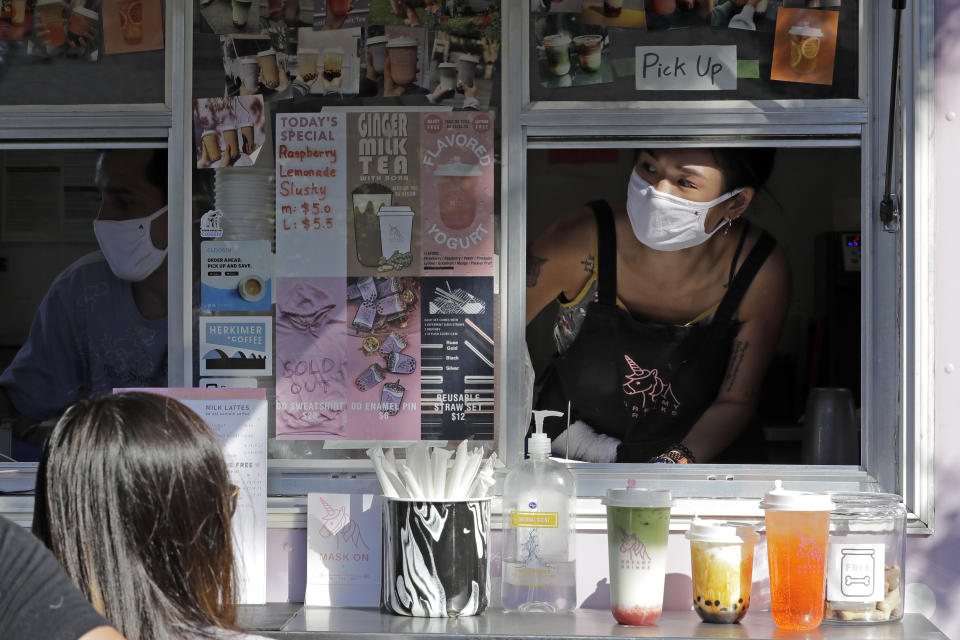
[305,492,381,607]
[275,112,348,277]
[346,111,421,277]
[420,112,495,275]
[770,8,839,86]
[275,277,350,440]
[200,316,273,377]
[201,240,273,312]
[344,276,422,440]
[117,387,268,605]
[420,276,494,440]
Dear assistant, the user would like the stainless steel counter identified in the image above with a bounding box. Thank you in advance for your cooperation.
[237,606,950,640]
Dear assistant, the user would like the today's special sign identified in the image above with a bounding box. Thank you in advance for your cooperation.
[635,45,737,91]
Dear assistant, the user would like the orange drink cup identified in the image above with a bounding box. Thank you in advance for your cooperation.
[36,0,67,47]
[788,24,824,75]
[760,480,835,631]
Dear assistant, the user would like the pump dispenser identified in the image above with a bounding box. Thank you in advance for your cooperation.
[501,410,577,612]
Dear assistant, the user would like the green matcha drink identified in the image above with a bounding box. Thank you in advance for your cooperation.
[602,489,672,626]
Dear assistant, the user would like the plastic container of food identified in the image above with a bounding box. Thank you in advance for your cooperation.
[823,492,906,624]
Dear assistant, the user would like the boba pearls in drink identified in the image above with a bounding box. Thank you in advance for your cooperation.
[602,488,671,626]
[686,519,759,624]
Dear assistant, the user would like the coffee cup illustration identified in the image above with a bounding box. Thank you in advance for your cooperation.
[377,205,415,261]
[238,275,266,303]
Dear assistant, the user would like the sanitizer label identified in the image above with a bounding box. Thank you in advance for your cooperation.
[510,511,558,527]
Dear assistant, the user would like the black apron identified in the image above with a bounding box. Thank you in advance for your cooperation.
[539,200,776,462]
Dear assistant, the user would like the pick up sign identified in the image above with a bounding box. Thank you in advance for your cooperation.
[635,45,737,91]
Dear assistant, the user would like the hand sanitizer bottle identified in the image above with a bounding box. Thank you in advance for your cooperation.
[501,410,577,612]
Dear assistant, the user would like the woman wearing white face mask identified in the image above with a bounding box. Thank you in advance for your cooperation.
[527,147,790,464]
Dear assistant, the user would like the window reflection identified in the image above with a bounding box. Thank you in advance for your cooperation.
[525,147,860,465]
[0,149,168,460]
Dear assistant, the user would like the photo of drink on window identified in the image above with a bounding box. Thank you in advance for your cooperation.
[526,148,791,464]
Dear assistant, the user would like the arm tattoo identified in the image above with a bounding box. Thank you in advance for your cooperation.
[527,252,548,288]
[580,254,595,274]
[724,340,749,393]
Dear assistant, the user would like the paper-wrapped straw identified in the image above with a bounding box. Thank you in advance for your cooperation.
[366,447,399,498]
[431,446,453,501]
[367,441,497,500]
[396,461,426,500]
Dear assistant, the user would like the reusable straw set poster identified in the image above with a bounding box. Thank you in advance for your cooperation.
[274,109,496,442]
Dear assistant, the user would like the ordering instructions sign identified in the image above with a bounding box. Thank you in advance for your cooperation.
[635,45,737,91]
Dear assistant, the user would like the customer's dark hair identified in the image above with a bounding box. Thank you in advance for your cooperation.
[32,392,239,640]
[709,148,776,192]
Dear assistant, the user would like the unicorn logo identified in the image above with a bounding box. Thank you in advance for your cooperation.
[316,496,369,550]
[617,527,652,570]
[795,534,824,574]
[622,355,680,416]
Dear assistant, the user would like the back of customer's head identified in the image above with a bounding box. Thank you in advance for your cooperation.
[32,392,238,640]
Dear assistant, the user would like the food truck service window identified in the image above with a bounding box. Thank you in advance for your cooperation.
[0,1,934,534]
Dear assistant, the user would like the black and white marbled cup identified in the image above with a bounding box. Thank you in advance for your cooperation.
[381,498,491,617]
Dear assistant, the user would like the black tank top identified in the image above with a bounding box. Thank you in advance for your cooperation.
[538,200,776,462]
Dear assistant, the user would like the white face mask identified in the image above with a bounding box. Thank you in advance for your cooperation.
[93,206,168,282]
[625,170,743,251]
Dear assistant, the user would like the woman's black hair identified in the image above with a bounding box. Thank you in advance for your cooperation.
[33,392,239,640]
[633,147,776,192]
[709,148,776,192]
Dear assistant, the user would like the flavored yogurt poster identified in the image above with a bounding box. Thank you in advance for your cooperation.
[344,275,421,440]
[346,110,421,277]
[120,388,268,605]
[275,277,350,439]
[420,112,495,276]
[420,276,494,440]
[275,112,348,277]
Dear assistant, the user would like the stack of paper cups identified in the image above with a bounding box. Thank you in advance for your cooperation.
[214,166,276,243]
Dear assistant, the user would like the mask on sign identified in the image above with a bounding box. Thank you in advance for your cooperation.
[93,206,168,282]
[625,170,743,251]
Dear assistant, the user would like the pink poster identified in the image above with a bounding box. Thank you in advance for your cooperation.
[420,111,495,276]
[275,277,350,439]
[344,275,421,441]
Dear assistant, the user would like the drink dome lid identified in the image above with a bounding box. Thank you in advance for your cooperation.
[685,517,759,543]
[788,24,824,37]
[387,36,419,48]
[603,487,672,508]
[759,480,835,511]
[435,157,483,177]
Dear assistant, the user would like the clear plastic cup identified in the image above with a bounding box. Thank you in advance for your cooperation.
[760,480,835,631]
[602,488,672,626]
[685,518,759,623]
